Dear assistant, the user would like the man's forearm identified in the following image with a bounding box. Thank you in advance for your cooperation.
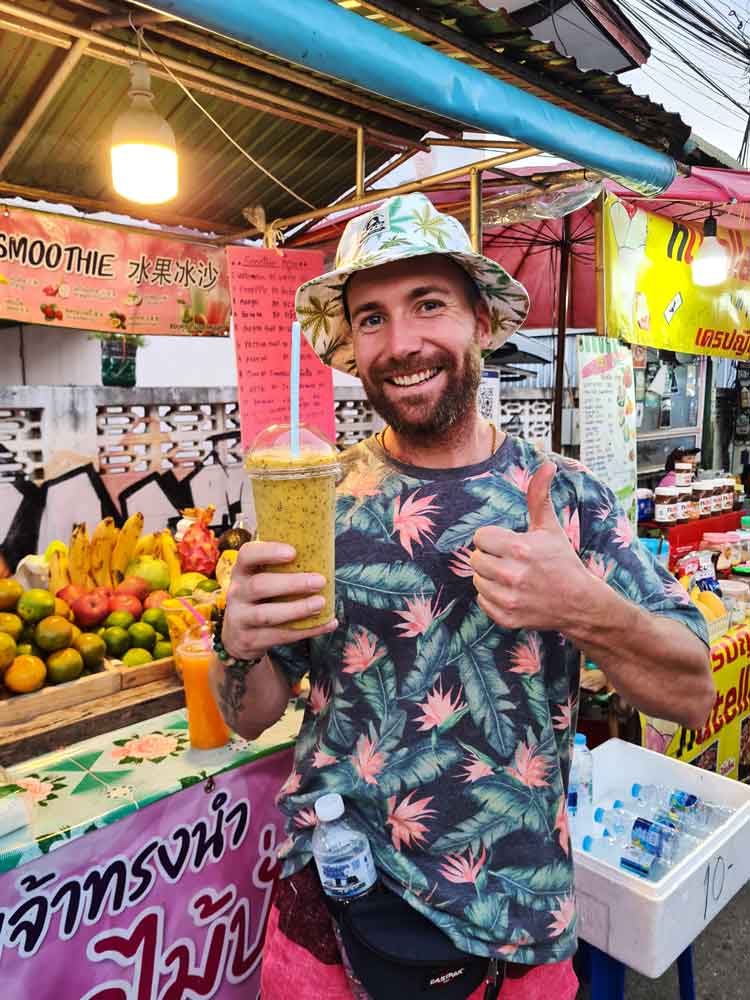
[209,654,291,740]
[563,576,714,729]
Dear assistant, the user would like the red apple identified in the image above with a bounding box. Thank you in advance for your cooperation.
[109,593,143,618]
[72,592,110,628]
[144,590,171,610]
[91,586,113,603]
[57,583,87,606]
[116,577,150,603]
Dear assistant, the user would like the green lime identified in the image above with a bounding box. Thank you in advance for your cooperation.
[195,578,220,593]
[74,633,106,669]
[16,589,56,624]
[0,632,17,671]
[104,626,130,659]
[141,608,169,638]
[46,648,84,685]
[0,612,24,641]
[122,648,153,667]
[105,611,135,630]
[128,622,156,651]
[153,640,173,660]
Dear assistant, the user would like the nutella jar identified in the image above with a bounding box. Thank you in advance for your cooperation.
[654,486,678,524]
[722,478,735,512]
[707,479,722,515]
[674,462,694,487]
[693,482,713,518]
[686,485,701,521]
[675,485,690,524]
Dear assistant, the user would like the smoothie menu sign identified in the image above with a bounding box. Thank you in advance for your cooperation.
[0,206,230,336]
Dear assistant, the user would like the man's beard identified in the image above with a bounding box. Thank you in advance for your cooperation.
[360,339,483,442]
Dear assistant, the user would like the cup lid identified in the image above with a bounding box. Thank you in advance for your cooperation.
[245,422,339,479]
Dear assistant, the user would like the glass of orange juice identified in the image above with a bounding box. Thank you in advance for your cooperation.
[175,625,230,750]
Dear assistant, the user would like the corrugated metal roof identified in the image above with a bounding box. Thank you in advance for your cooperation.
[339,0,696,159]
[0,0,725,236]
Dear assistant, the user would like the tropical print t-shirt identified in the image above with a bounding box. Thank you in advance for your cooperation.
[270,435,707,966]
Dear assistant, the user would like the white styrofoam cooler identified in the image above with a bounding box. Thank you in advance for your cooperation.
[573,738,750,978]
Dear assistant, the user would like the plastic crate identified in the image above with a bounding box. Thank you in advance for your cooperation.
[573,738,750,978]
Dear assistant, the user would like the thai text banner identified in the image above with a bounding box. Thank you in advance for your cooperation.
[603,193,750,359]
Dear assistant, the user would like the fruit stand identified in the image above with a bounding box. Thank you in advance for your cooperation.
[0,507,244,766]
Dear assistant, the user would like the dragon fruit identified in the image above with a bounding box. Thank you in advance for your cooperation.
[177,506,219,576]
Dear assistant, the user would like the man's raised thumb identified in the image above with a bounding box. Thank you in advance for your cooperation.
[527,461,561,532]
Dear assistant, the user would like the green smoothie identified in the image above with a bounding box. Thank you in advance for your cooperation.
[247,448,337,629]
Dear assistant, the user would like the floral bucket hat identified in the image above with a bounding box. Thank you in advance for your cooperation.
[295,192,530,375]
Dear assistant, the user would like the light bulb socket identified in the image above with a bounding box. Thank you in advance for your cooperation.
[703,215,718,238]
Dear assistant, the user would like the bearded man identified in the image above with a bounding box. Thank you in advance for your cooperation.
[214,194,713,1000]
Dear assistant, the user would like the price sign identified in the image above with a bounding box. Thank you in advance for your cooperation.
[227,247,335,449]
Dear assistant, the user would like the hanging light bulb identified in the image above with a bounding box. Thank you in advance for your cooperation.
[111,61,178,204]
[691,214,729,287]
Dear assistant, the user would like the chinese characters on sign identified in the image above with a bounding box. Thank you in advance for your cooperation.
[227,248,335,449]
[0,207,230,336]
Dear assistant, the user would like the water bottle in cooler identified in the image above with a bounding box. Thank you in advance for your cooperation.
[630,783,731,832]
[568,733,593,833]
[581,834,658,879]
[312,793,377,901]
[592,807,694,863]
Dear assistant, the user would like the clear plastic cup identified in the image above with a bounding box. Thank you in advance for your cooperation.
[245,423,339,630]
[175,625,230,750]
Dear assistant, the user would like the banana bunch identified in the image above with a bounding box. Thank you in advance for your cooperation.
[90,517,118,589]
[134,532,158,558]
[155,529,182,591]
[48,547,70,595]
[110,512,144,584]
[690,586,727,623]
[68,523,93,589]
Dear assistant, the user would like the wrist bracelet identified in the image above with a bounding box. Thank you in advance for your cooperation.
[213,607,264,673]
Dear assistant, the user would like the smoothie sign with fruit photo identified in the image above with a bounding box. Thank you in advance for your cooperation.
[0,207,230,336]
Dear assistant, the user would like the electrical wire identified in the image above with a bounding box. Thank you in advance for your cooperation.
[132,19,317,210]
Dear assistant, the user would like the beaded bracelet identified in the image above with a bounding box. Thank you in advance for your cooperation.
[212,607,264,673]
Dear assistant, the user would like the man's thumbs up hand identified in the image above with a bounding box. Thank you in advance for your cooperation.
[471,462,590,632]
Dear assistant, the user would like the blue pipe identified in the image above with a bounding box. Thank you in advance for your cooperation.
[146,0,676,194]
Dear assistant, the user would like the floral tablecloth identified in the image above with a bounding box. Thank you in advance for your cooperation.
[0,705,302,874]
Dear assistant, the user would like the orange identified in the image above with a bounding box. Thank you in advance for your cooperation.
[54,597,73,621]
[16,589,55,625]
[0,579,22,611]
[122,648,153,667]
[0,632,16,671]
[74,633,106,669]
[0,613,23,641]
[128,622,156,651]
[46,648,84,685]
[35,615,74,653]
[4,655,46,694]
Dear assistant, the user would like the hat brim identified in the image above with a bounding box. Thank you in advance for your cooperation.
[295,247,530,375]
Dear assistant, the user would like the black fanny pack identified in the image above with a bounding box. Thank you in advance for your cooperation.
[327,883,502,1000]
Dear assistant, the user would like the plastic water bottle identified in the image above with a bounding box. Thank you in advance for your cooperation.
[592,807,693,863]
[630,783,731,832]
[312,793,377,901]
[581,834,658,879]
[610,799,706,842]
[568,733,593,832]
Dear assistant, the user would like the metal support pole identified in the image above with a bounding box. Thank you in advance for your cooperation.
[469,169,483,253]
[0,36,89,177]
[356,127,365,198]
[594,191,606,336]
[552,214,572,454]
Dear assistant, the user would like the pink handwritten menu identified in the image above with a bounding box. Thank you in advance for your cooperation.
[226,247,335,449]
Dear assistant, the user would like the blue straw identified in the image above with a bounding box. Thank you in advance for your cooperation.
[290,321,301,456]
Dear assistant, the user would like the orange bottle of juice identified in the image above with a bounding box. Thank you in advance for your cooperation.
[175,626,230,749]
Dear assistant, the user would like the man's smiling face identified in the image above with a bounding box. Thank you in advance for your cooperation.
[347,255,491,442]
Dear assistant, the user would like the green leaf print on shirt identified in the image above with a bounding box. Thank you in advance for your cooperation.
[401,620,452,700]
[488,861,571,911]
[336,562,436,609]
[447,605,515,755]
[378,737,463,797]
[465,893,510,935]
[353,654,397,721]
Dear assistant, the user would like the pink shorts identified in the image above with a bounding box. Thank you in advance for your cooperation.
[260,868,578,1000]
